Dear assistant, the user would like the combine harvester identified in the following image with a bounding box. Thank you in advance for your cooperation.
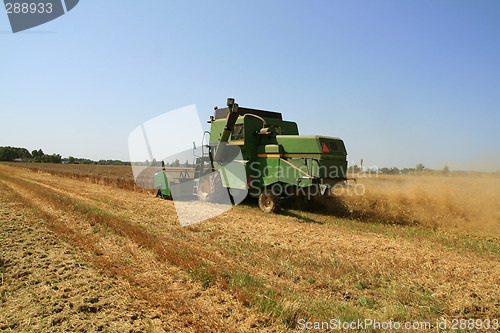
[154,98,348,213]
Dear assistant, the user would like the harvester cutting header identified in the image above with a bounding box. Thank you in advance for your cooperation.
[154,98,348,213]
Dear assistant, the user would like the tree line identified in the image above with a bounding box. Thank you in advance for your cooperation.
[0,147,61,163]
[348,163,451,175]
[133,159,195,168]
[0,146,130,165]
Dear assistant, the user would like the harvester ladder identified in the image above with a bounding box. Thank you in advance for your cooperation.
[193,158,202,195]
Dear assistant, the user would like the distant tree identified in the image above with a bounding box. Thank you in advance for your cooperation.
[0,147,15,161]
[172,159,180,167]
[400,168,416,175]
[0,146,32,161]
[17,148,31,159]
[348,164,361,173]
[379,167,390,174]
[153,159,163,167]
[31,149,44,158]
[34,153,61,164]
[74,158,95,164]
[442,165,450,174]
[416,163,425,172]
[97,159,131,166]
[68,156,76,164]
[44,154,62,163]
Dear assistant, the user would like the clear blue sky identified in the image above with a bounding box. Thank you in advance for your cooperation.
[1,0,499,171]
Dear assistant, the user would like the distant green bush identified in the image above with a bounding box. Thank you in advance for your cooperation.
[33,153,62,164]
[0,146,32,161]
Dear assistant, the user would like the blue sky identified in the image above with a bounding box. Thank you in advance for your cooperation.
[1,0,499,171]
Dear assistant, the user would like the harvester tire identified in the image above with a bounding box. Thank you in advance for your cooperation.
[258,192,280,213]
[197,171,225,203]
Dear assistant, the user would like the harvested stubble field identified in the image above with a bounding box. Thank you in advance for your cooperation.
[1,162,184,192]
[0,163,499,332]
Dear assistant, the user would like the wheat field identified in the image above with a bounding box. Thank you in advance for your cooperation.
[0,163,499,331]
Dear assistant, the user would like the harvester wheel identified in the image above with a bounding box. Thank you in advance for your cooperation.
[258,192,280,213]
[197,171,225,203]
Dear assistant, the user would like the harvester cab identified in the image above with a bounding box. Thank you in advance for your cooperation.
[154,98,348,213]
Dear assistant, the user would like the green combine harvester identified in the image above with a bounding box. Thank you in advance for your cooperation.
[154,98,348,213]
